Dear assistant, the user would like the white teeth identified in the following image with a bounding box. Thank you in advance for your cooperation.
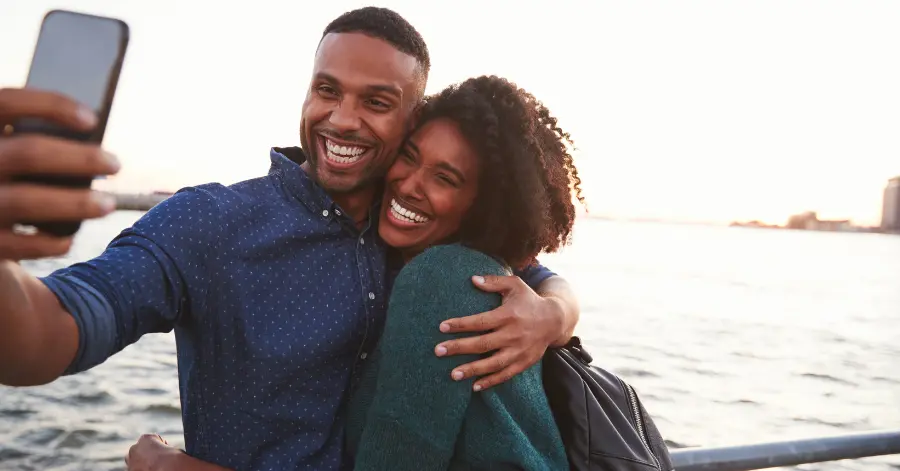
[324,139,368,164]
[390,198,429,224]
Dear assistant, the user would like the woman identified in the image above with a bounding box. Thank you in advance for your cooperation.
[126,75,584,470]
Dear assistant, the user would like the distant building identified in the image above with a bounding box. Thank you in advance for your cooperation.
[786,211,852,232]
[883,177,900,232]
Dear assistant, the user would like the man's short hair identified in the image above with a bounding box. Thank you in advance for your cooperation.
[322,7,430,97]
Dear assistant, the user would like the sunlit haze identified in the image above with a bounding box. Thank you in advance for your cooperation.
[2,0,898,226]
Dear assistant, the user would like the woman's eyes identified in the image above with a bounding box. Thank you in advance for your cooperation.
[398,149,460,187]
[436,174,459,187]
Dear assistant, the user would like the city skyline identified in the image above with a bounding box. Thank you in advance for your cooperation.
[2,1,899,226]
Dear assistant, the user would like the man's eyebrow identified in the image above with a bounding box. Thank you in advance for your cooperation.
[314,72,403,99]
[315,72,339,84]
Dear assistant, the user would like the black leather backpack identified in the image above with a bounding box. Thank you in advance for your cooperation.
[543,337,674,471]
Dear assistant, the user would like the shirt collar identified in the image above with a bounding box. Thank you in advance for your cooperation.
[269,146,331,215]
[269,146,384,231]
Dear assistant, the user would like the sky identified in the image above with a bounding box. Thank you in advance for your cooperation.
[1,0,898,226]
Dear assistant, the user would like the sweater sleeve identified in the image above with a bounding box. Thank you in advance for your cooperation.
[352,245,508,471]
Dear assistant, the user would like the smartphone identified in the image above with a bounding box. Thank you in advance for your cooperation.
[15,9,129,237]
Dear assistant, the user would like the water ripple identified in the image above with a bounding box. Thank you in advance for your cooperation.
[870,376,900,385]
[616,367,660,378]
[713,398,760,407]
[0,408,36,419]
[57,429,101,449]
[0,447,29,461]
[677,366,726,377]
[798,372,857,387]
[142,404,182,416]
[16,427,66,446]
[123,387,168,395]
[67,390,115,404]
[792,416,869,430]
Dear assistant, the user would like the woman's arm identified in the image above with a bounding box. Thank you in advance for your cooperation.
[353,245,507,471]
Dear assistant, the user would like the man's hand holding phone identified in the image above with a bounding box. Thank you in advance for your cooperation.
[0,87,120,260]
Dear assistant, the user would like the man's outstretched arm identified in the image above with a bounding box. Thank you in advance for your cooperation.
[0,87,118,385]
[0,86,219,387]
[0,261,80,385]
[436,267,580,392]
[0,182,221,387]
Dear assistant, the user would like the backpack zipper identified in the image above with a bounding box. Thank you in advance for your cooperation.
[625,382,660,469]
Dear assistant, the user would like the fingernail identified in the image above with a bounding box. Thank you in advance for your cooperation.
[452,370,464,380]
[473,276,485,285]
[77,107,98,127]
[435,345,447,356]
[473,384,483,392]
[439,323,450,333]
[102,151,121,172]
[93,192,116,214]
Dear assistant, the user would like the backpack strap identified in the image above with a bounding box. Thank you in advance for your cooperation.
[563,336,593,364]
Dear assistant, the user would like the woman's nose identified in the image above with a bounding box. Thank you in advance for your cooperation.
[397,171,425,201]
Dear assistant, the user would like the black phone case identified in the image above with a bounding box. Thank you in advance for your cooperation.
[15,10,129,237]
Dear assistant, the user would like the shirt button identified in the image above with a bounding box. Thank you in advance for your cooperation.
[360,352,368,360]
[368,292,375,300]
[360,238,365,245]
[322,209,329,217]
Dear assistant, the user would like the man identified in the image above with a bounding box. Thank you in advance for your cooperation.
[0,7,579,470]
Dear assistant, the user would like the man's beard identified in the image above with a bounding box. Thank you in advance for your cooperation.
[309,157,380,194]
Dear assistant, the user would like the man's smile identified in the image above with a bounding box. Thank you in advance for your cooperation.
[316,133,375,169]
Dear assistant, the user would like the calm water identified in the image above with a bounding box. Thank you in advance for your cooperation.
[2,212,899,471]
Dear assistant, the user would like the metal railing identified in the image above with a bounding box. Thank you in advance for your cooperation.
[669,429,900,471]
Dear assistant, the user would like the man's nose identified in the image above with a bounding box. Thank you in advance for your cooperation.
[328,102,362,132]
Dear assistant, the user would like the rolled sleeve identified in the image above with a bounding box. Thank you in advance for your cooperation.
[41,275,116,375]
[39,187,221,375]
[513,260,557,290]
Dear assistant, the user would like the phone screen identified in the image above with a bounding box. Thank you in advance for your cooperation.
[27,10,126,118]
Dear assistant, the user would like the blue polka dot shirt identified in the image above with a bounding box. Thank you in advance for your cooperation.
[39,147,557,470]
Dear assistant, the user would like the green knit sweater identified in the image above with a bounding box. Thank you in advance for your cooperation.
[344,244,568,470]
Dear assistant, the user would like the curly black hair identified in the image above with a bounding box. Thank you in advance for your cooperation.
[322,7,430,96]
[417,75,585,268]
